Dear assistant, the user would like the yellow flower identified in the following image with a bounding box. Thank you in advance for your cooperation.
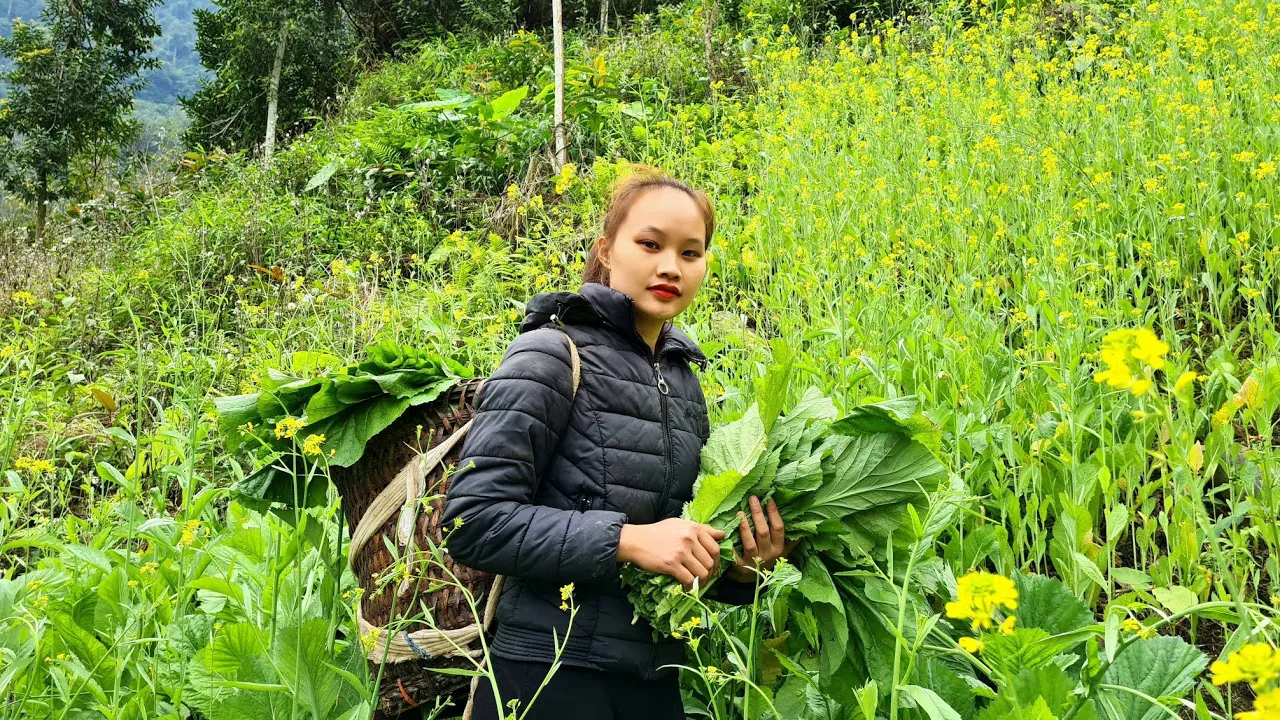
[946,571,1019,630]
[1211,643,1280,690]
[302,434,325,456]
[958,636,984,653]
[274,416,306,439]
[1173,371,1197,398]
[13,457,55,475]
[999,616,1017,636]
[1093,328,1169,394]
[10,291,36,306]
[1239,689,1280,720]
[559,582,574,612]
[178,519,201,548]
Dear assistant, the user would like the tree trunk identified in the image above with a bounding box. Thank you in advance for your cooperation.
[599,0,609,33]
[34,167,47,241]
[552,0,566,170]
[263,14,289,162]
[703,0,718,92]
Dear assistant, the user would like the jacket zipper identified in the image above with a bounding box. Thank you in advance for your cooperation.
[653,355,673,519]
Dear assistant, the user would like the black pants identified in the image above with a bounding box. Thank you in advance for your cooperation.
[467,656,684,720]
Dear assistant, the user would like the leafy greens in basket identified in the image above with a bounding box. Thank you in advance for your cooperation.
[621,357,947,637]
[214,341,472,508]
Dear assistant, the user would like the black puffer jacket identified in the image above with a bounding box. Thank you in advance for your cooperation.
[442,282,753,680]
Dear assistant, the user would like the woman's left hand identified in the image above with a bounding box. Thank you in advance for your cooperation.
[725,496,798,583]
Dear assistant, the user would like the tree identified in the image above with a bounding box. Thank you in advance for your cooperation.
[0,0,162,239]
[552,0,566,169]
[182,0,352,154]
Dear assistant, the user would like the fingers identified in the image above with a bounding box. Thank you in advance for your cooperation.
[689,537,716,577]
[738,512,758,562]
[671,563,696,590]
[766,498,786,548]
[681,554,712,588]
[696,527,722,571]
[749,496,776,557]
[705,525,727,541]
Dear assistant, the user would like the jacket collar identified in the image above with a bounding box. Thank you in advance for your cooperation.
[520,282,708,368]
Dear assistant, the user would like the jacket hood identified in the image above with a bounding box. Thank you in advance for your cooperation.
[520,282,708,368]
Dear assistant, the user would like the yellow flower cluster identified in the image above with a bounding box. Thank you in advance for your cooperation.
[946,571,1019,631]
[13,457,55,475]
[274,416,306,439]
[301,433,326,456]
[1239,691,1280,720]
[178,519,202,548]
[1122,618,1155,640]
[1212,643,1280,690]
[1092,328,1170,397]
[559,583,574,612]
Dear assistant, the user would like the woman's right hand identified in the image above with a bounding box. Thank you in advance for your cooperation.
[617,519,727,591]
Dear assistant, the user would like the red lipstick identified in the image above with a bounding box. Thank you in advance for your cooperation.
[648,283,681,300]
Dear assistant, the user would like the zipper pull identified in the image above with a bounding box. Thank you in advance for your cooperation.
[654,361,669,395]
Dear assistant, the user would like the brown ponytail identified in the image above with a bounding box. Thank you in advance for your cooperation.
[583,166,716,286]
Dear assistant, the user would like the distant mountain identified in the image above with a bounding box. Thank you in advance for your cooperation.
[1,0,212,106]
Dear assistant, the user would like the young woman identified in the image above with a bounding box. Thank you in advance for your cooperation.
[442,169,791,720]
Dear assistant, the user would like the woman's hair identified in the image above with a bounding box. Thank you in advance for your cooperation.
[582,166,716,285]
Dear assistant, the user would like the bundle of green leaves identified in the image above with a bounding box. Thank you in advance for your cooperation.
[214,341,471,508]
[621,358,947,637]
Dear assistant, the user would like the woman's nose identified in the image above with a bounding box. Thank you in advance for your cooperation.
[657,252,681,279]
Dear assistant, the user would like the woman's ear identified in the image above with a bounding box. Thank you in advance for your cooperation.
[596,236,611,269]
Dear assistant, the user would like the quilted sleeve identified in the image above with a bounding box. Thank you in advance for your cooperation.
[442,328,628,585]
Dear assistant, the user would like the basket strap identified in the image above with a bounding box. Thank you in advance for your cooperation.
[348,422,473,567]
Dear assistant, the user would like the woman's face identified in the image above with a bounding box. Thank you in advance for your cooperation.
[599,186,709,326]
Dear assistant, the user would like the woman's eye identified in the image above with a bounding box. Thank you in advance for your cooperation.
[639,239,660,250]
[683,250,703,258]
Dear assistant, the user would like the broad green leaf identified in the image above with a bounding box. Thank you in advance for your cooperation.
[1112,568,1153,590]
[209,624,270,675]
[752,338,795,433]
[915,657,976,720]
[977,665,1091,720]
[274,618,341,719]
[700,404,767,478]
[1152,586,1198,615]
[303,395,413,467]
[900,685,962,720]
[188,577,245,604]
[1015,573,1095,634]
[1101,635,1207,720]
[303,160,340,192]
[488,85,529,120]
[685,469,745,524]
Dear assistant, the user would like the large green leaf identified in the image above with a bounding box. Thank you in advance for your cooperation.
[752,338,796,433]
[685,469,746,524]
[275,618,342,718]
[303,394,413,467]
[901,685,962,720]
[915,657,977,720]
[977,665,1095,720]
[1015,573,1095,635]
[1100,636,1207,720]
[700,404,768,477]
[488,85,529,121]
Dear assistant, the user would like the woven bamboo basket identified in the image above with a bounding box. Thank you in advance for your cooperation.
[329,378,496,718]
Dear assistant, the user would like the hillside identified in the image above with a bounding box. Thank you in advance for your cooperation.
[1,0,1279,718]
[0,0,211,105]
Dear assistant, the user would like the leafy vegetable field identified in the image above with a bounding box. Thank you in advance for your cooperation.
[2,0,1279,717]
